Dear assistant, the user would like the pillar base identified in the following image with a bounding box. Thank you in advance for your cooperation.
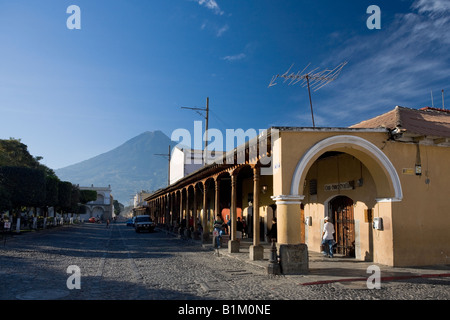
[249,245,264,260]
[228,240,240,253]
[267,262,281,275]
[278,244,309,275]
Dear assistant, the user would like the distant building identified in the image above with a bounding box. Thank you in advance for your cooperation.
[169,147,204,185]
[133,191,152,216]
[79,185,114,221]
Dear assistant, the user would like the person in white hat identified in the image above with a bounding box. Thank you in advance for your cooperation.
[322,216,335,258]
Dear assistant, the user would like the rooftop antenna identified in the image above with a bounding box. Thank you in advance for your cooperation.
[442,89,445,110]
[154,145,171,186]
[269,61,347,127]
[181,97,210,165]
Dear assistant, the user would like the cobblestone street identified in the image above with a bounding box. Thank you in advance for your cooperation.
[1,222,449,302]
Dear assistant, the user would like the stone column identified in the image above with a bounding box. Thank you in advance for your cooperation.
[271,195,308,274]
[228,173,239,253]
[250,165,264,260]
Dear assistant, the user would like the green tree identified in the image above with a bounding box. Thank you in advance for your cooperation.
[57,181,72,214]
[0,166,45,215]
[44,175,60,216]
[113,200,124,216]
[79,190,97,204]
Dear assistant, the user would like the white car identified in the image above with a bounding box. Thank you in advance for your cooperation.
[134,215,155,233]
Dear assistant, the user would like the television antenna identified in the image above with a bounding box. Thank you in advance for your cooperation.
[269,61,347,127]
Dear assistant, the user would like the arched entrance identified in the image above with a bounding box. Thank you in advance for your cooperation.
[329,196,355,257]
[290,135,403,201]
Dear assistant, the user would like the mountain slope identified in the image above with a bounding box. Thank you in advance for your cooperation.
[56,131,174,204]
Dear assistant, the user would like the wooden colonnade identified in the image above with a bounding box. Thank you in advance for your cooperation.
[146,163,265,259]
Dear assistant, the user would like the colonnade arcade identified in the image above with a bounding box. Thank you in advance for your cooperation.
[145,162,267,260]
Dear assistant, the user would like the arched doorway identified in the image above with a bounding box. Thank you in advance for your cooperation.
[329,195,355,257]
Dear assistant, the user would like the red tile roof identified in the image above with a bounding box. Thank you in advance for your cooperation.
[350,106,450,138]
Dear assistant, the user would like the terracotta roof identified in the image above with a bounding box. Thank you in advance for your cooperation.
[350,106,450,138]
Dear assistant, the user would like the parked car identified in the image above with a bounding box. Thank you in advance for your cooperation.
[126,217,135,227]
[134,215,155,233]
[88,217,98,223]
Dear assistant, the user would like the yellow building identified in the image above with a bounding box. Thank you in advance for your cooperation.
[145,106,450,273]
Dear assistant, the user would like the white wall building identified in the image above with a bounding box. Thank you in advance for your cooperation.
[169,147,204,185]
[79,185,114,221]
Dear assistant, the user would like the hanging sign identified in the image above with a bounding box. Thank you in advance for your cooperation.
[324,181,354,191]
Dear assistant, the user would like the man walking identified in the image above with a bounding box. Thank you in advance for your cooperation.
[322,216,335,258]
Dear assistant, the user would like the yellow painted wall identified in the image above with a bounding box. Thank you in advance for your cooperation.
[382,141,450,266]
[275,130,450,267]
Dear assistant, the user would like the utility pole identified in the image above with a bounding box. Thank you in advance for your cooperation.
[154,145,171,186]
[181,97,210,165]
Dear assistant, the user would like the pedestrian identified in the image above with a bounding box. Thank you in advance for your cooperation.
[226,218,231,235]
[213,214,224,249]
[106,219,110,228]
[322,216,335,258]
[266,217,277,242]
[242,218,247,238]
[236,217,243,242]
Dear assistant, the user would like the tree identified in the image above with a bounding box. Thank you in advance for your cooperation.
[79,190,97,204]
[43,175,59,216]
[57,181,72,214]
[113,200,124,216]
[0,166,45,215]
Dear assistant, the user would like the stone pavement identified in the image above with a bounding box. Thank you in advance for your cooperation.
[191,233,450,287]
[1,223,449,302]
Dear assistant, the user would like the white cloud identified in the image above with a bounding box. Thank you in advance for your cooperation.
[412,0,450,15]
[222,53,246,62]
[194,0,224,15]
[216,24,229,37]
[307,1,450,127]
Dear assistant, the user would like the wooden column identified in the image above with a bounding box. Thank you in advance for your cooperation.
[193,184,198,233]
[215,178,220,218]
[179,190,183,225]
[185,187,190,236]
[228,172,239,253]
[250,165,264,260]
[202,180,209,242]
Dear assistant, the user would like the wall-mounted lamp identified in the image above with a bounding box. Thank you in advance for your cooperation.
[262,185,268,194]
[415,164,422,176]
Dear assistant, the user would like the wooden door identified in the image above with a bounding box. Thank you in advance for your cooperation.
[330,196,355,257]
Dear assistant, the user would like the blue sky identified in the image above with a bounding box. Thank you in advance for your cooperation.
[1,0,449,170]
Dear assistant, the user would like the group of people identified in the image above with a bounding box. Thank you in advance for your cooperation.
[212,214,278,244]
[212,212,336,258]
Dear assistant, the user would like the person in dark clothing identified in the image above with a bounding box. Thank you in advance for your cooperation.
[266,217,277,242]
